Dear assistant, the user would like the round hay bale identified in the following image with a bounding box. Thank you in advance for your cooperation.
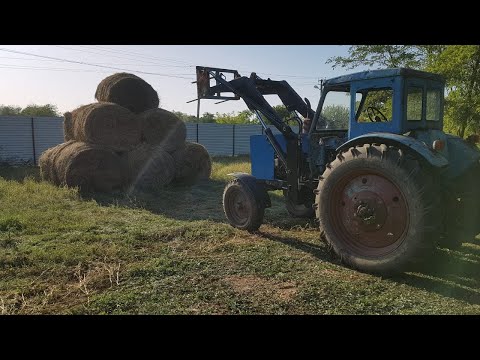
[139,108,186,152]
[95,73,159,114]
[174,142,212,185]
[170,143,186,165]
[50,141,77,185]
[63,112,74,141]
[54,141,127,192]
[71,103,141,151]
[39,147,56,182]
[39,141,76,184]
[128,144,175,190]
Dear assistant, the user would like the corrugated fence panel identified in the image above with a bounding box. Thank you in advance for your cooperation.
[198,123,234,156]
[185,123,198,142]
[33,116,64,164]
[1,116,280,164]
[0,116,34,165]
[234,125,262,155]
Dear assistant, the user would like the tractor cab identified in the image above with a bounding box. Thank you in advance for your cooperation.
[312,68,445,139]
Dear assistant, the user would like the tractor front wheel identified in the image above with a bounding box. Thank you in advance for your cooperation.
[316,144,440,275]
[223,179,265,232]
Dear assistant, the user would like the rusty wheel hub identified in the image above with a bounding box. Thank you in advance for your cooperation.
[227,188,250,225]
[331,172,408,256]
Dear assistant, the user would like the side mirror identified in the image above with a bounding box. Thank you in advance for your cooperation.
[304,97,312,111]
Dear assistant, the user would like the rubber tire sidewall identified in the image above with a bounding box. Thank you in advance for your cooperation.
[223,180,265,232]
[317,145,438,274]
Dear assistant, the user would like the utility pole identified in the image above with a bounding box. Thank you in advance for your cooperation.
[314,78,324,95]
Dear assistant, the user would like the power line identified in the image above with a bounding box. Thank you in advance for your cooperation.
[1,47,320,86]
[0,48,194,79]
[0,54,192,68]
[53,45,193,68]
[58,46,319,80]
[0,64,123,73]
[87,45,193,65]
[0,64,193,77]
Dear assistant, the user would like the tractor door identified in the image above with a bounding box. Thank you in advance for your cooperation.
[349,77,403,139]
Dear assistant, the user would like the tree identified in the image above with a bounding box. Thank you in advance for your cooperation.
[20,104,60,117]
[0,105,22,116]
[322,105,349,129]
[272,105,290,121]
[0,104,60,117]
[171,110,223,123]
[171,110,197,123]
[426,45,480,137]
[327,45,426,70]
[215,110,255,124]
[200,112,216,123]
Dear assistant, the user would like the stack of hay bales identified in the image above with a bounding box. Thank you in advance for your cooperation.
[39,73,212,192]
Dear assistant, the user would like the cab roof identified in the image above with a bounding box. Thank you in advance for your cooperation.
[324,68,445,87]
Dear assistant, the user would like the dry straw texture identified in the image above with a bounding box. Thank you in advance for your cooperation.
[139,108,186,153]
[95,72,159,114]
[63,112,74,141]
[70,103,141,151]
[174,142,212,184]
[40,141,127,192]
[128,143,176,190]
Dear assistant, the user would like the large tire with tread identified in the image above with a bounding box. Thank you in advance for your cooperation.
[223,179,265,232]
[441,164,480,249]
[316,144,440,275]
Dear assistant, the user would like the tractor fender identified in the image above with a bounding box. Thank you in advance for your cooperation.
[227,173,271,208]
[337,133,449,168]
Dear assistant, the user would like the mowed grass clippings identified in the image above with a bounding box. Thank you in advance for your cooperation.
[1,156,480,314]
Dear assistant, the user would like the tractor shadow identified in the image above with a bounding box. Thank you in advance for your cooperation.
[93,180,309,226]
[92,155,252,223]
[91,178,231,223]
[92,169,303,226]
[395,240,480,305]
[258,225,480,306]
[256,230,337,263]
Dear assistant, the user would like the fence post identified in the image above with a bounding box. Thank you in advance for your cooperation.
[196,123,199,143]
[232,125,235,157]
[30,117,37,166]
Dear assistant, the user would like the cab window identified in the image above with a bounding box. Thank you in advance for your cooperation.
[407,86,423,121]
[317,90,350,130]
[426,89,441,121]
[356,88,393,123]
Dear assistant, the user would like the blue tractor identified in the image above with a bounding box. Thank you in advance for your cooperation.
[194,66,480,274]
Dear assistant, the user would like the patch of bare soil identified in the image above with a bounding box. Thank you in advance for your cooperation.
[224,275,297,301]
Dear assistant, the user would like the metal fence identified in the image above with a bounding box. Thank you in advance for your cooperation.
[0,116,280,165]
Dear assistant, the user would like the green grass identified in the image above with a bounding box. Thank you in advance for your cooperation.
[1,155,480,314]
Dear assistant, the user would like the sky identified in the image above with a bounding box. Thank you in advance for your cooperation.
[0,45,362,116]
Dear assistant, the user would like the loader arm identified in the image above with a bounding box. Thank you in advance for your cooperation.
[192,66,313,205]
[194,66,314,138]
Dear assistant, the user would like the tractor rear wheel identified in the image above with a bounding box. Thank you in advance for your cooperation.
[316,144,440,275]
[223,179,265,232]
